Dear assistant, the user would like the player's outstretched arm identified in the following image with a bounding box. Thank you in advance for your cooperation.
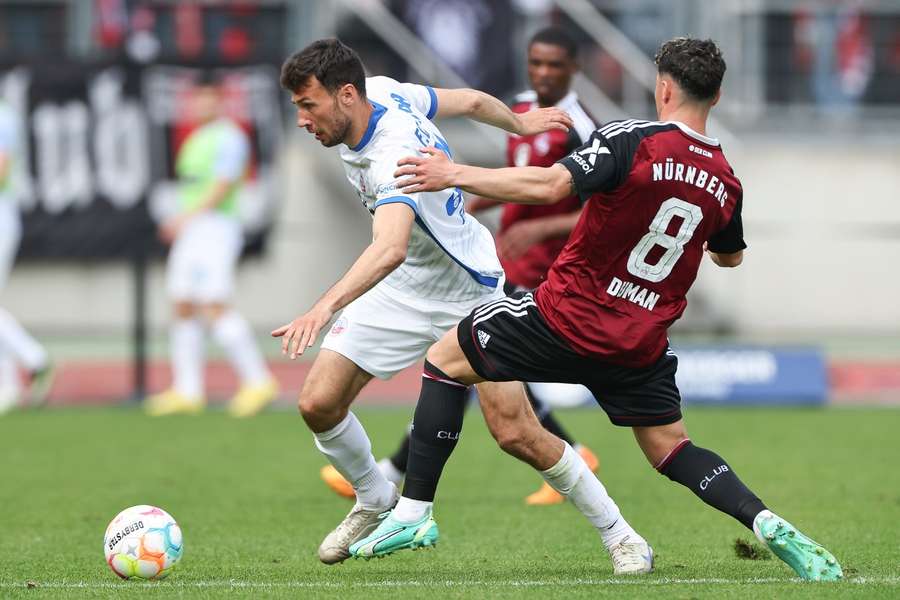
[433,88,572,136]
[271,203,414,359]
[395,147,571,205]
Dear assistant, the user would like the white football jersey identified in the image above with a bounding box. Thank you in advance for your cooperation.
[338,76,504,301]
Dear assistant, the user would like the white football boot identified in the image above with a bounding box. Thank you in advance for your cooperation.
[318,483,400,564]
[608,535,654,574]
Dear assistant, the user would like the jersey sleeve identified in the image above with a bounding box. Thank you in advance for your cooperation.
[213,127,250,182]
[557,125,638,201]
[707,195,747,254]
[396,82,438,120]
[370,141,422,214]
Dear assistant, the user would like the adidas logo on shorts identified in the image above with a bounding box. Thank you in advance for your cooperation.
[477,330,491,348]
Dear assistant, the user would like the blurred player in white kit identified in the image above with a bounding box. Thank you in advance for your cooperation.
[0,100,53,414]
[144,78,278,418]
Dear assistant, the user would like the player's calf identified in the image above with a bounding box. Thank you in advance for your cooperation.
[402,360,467,503]
[654,438,766,530]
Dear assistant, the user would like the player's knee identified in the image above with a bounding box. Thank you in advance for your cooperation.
[491,422,529,458]
[424,331,468,380]
[424,343,451,373]
[634,423,689,468]
[297,389,341,429]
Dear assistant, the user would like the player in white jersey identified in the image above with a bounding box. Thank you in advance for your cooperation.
[0,101,52,414]
[274,39,650,572]
[319,26,602,507]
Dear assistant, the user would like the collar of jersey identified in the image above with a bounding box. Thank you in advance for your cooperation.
[669,121,720,147]
[555,90,578,110]
[518,89,578,110]
[349,100,387,152]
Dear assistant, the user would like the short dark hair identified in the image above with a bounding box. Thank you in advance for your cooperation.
[529,26,578,60]
[280,38,367,97]
[194,69,223,88]
[654,37,725,102]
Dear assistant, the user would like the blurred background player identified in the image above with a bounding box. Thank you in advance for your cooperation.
[144,77,278,417]
[319,26,600,506]
[0,100,52,414]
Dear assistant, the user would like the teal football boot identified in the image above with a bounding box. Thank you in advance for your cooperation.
[350,508,439,559]
[753,511,842,581]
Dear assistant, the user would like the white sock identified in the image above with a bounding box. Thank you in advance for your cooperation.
[752,509,776,544]
[392,497,432,523]
[542,443,644,549]
[211,310,270,386]
[314,412,395,509]
[377,458,404,486]
[0,307,48,371]
[171,318,204,399]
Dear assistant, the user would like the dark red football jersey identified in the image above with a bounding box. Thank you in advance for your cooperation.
[499,91,595,289]
[536,119,746,367]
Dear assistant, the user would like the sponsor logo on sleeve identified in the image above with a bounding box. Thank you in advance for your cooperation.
[569,138,610,173]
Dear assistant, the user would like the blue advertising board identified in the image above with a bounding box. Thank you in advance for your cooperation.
[674,346,827,406]
[531,345,828,409]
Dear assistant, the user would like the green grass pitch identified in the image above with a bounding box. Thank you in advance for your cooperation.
[1,406,898,599]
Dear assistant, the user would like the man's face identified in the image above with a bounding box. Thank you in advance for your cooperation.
[290,76,352,148]
[190,85,221,123]
[527,42,576,106]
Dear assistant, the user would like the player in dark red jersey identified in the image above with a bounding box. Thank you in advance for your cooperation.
[351,37,842,582]
[472,25,600,505]
[488,25,599,505]
[320,26,602,507]
[483,26,595,291]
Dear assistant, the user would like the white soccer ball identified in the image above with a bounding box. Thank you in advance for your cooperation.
[103,505,183,580]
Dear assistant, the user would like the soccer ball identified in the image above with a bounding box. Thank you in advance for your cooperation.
[103,505,183,580]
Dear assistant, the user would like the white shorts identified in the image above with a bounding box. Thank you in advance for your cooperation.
[0,202,22,290]
[165,213,242,303]
[322,282,506,379]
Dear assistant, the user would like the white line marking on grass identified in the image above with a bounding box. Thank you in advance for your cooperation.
[2,577,899,589]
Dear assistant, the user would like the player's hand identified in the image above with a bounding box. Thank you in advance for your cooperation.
[394,147,459,193]
[158,215,191,244]
[515,107,573,136]
[270,305,334,360]
[497,220,546,260]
